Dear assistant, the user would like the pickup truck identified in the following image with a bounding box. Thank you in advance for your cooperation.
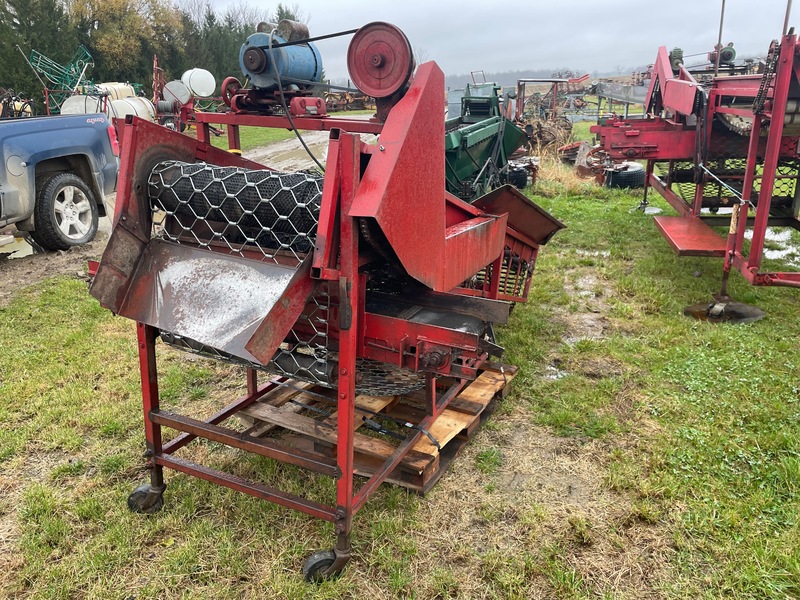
[0,113,119,250]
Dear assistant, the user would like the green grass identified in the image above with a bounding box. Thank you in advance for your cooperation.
[207,125,295,152]
[205,109,376,153]
[1,164,800,597]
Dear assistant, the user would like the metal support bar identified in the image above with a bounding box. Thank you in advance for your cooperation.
[150,410,341,477]
[162,377,282,455]
[156,454,337,522]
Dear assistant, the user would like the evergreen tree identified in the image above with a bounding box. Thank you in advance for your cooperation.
[0,0,78,109]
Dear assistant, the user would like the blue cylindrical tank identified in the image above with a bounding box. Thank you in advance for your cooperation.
[239,31,323,90]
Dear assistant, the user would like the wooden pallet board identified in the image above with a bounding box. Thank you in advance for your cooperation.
[241,365,517,494]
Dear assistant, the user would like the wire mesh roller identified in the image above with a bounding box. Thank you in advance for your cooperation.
[147,160,425,395]
[148,161,324,261]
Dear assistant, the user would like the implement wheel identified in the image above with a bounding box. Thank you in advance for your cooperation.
[302,549,337,582]
[127,483,165,514]
[605,162,645,189]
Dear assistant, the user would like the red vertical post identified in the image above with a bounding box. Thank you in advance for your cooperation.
[196,122,211,145]
[729,115,764,269]
[228,125,242,153]
[246,368,257,397]
[137,322,164,488]
[332,131,361,559]
[749,35,796,271]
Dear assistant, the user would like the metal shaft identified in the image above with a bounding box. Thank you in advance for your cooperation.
[784,0,794,35]
[714,0,726,77]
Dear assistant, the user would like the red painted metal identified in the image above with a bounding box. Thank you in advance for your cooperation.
[593,32,800,291]
[646,47,701,117]
[653,216,727,257]
[90,25,561,576]
[346,22,414,99]
[195,110,383,135]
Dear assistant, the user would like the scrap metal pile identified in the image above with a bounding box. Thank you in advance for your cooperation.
[592,27,800,297]
[89,21,562,579]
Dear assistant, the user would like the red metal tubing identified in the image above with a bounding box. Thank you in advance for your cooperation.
[194,111,383,135]
[162,377,283,455]
[352,376,470,513]
[156,454,337,522]
[150,410,340,477]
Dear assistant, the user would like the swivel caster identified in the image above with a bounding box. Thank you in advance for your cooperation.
[127,483,166,514]
[303,549,349,582]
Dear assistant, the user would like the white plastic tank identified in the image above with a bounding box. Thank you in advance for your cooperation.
[163,80,192,106]
[96,82,136,101]
[60,95,111,117]
[110,97,156,121]
[181,68,216,97]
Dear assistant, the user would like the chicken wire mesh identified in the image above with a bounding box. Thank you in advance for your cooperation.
[660,157,799,210]
[659,122,800,209]
[148,161,324,266]
[148,161,425,396]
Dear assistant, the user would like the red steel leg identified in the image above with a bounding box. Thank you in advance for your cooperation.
[325,131,362,575]
[136,322,166,505]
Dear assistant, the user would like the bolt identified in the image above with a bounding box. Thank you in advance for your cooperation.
[340,392,346,399]
[340,368,347,376]
[370,53,385,68]
[379,145,385,151]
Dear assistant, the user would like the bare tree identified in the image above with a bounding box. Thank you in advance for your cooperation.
[271,2,306,23]
[222,1,270,29]
[176,0,209,26]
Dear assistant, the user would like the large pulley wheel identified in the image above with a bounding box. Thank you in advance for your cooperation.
[347,22,414,98]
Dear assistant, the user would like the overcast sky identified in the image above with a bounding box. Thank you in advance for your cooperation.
[209,0,798,80]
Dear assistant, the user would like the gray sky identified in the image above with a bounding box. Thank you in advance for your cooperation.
[210,0,798,80]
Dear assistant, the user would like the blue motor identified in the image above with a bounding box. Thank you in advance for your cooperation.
[240,20,323,91]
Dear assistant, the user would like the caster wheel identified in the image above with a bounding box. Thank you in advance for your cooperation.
[302,549,336,582]
[127,483,165,514]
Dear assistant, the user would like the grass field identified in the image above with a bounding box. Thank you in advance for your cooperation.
[204,110,376,152]
[1,160,799,598]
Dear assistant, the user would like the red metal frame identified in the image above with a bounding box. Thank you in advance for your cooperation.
[592,33,800,289]
[91,57,561,577]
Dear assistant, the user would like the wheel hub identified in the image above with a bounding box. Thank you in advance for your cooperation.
[55,186,92,239]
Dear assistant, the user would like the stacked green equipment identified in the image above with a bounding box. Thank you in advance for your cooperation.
[445,83,527,202]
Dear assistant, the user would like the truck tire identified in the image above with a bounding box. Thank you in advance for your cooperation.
[605,162,645,189]
[30,172,99,251]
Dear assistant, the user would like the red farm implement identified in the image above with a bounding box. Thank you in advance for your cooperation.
[89,21,562,579]
[592,28,800,302]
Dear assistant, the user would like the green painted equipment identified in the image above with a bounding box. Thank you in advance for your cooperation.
[445,83,527,201]
[27,45,94,114]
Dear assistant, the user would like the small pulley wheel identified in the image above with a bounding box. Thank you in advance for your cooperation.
[347,22,415,98]
[221,77,242,108]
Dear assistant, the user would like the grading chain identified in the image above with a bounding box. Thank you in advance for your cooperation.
[753,40,780,114]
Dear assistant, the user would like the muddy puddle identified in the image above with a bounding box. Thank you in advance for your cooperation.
[744,226,800,265]
[0,236,34,259]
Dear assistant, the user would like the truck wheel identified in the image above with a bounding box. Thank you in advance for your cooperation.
[30,173,99,251]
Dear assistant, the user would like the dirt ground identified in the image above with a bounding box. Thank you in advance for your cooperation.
[0,229,108,307]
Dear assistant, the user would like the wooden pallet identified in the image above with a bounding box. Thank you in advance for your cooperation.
[238,365,517,494]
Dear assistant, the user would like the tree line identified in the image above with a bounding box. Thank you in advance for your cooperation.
[0,0,303,109]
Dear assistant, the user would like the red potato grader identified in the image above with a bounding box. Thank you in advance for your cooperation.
[89,22,562,579]
[593,29,800,310]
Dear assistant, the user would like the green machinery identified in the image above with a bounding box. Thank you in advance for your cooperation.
[26,45,94,114]
[445,83,527,201]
